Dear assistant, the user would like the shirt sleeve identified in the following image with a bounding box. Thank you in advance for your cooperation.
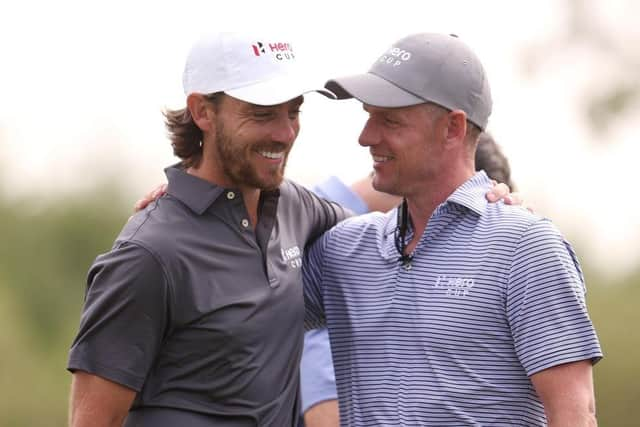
[67,242,170,391]
[300,328,338,413]
[286,180,353,245]
[313,176,368,215]
[507,219,603,376]
[303,231,331,331]
[299,177,357,415]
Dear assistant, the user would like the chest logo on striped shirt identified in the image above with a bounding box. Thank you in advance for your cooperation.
[281,245,302,268]
[434,274,475,297]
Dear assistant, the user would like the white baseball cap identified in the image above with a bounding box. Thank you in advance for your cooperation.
[182,32,335,106]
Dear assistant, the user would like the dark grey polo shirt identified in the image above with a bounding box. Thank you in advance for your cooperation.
[68,165,349,427]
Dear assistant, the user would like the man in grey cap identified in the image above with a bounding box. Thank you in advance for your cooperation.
[299,131,518,427]
[304,33,602,426]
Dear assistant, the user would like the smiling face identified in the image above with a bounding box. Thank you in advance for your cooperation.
[210,95,303,191]
[358,103,448,198]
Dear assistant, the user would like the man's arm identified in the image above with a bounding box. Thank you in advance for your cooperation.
[349,174,519,213]
[69,371,136,427]
[132,177,518,214]
[508,219,602,426]
[300,328,339,427]
[530,360,597,427]
[304,400,340,427]
[67,244,170,426]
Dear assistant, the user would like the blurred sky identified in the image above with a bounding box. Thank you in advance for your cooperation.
[1,0,638,276]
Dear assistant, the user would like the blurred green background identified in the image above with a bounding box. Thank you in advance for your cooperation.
[0,182,638,426]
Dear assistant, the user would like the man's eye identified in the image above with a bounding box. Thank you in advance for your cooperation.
[289,109,301,119]
[253,111,274,120]
[384,117,399,126]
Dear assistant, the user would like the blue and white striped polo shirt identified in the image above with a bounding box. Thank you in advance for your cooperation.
[303,171,602,426]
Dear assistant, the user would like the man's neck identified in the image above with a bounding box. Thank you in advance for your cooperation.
[404,167,475,255]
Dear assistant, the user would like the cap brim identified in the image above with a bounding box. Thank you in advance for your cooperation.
[325,72,425,108]
[226,74,335,106]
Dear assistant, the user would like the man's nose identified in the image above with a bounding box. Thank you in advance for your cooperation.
[358,119,380,147]
[270,115,298,144]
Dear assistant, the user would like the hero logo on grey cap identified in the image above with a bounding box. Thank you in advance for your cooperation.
[325,33,493,130]
[379,47,412,67]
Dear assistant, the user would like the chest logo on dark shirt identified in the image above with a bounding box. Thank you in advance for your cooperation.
[281,245,302,269]
[434,274,475,297]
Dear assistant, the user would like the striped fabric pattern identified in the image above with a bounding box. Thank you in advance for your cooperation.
[303,172,602,426]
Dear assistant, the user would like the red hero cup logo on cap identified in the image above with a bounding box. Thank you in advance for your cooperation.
[251,41,296,61]
[252,42,266,56]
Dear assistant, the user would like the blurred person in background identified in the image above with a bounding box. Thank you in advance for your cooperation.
[66,32,513,427]
[475,131,514,190]
[304,32,602,426]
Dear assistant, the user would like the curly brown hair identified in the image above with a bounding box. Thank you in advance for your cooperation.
[163,93,221,168]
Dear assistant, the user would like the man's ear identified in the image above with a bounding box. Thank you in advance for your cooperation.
[444,110,467,146]
[187,93,216,132]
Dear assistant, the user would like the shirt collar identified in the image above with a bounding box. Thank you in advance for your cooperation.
[383,170,491,234]
[164,164,282,215]
[380,172,491,261]
[445,170,491,216]
[165,164,225,215]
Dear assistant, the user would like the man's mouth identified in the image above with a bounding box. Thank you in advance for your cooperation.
[258,150,285,160]
[372,154,393,163]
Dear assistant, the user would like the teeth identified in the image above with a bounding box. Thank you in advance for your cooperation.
[373,155,391,162]
[259,151,284,159]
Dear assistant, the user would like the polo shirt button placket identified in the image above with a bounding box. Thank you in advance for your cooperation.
[226,191,235,200]
[241,218,250,228]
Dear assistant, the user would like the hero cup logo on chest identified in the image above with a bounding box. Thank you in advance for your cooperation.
[281,245,302,268]
[434,274,475,297]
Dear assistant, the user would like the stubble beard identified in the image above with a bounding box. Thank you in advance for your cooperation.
[215,120,287,191]
[372,170,400,197]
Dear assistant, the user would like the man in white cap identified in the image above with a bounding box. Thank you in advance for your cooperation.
[66,33,349,427]
[66,32,513,427]
[304,33,602,426]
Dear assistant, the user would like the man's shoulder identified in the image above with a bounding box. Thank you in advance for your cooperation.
[325,211,391,241]
[277,179,316,209]
[482,202,543,231]
[481,202,571,252]
[279,179,352,227]
[116,195,194,253]
[278,179,315,201]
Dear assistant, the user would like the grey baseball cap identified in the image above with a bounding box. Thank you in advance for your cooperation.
[325,33,492,130]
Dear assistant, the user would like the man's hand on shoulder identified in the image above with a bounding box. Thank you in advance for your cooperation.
[133,184,167,213]
[485,180,531,211]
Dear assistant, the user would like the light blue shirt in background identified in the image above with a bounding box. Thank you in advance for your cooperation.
[300,176,368,414]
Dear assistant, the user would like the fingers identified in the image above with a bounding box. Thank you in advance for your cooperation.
[132,184,168,213]
[133,198,147,213]
[486,182,510,202]
[501,192,535,213]
[486,182,535,212]
[503,191,522,206]
[156,183,168,197]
